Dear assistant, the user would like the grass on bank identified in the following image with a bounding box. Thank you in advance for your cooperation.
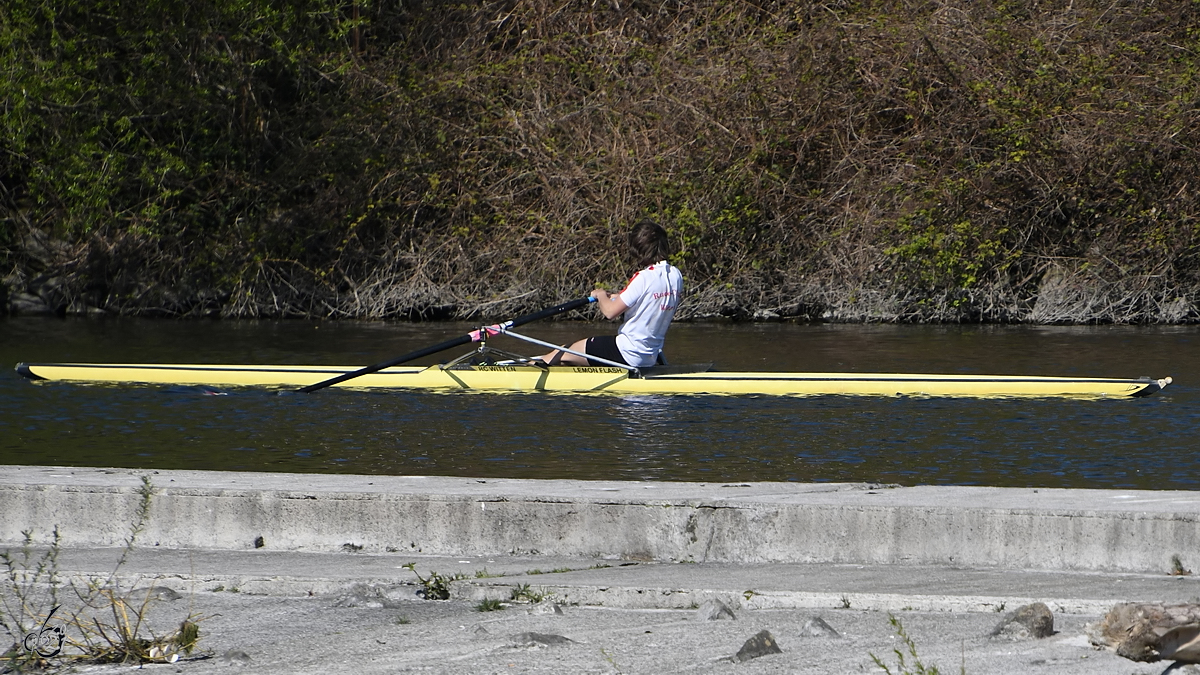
[0,476,206,670]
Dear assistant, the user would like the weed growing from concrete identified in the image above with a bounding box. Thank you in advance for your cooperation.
[1170,555,1192,576]
[509,584,545,604]
[475,599,504,612]
[0,476,206,669]
[0,527,63,671]
[401,563,463,600]
[839,595,852,609]
[870,614,947,675]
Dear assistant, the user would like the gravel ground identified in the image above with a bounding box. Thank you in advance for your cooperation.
[38,585,1182,675]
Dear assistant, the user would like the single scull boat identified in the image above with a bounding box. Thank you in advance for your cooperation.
[14,359,1172,398]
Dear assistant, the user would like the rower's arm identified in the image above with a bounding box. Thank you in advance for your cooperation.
[591,289,628,320]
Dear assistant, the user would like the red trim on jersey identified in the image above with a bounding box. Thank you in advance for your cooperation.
[620,271,641,295]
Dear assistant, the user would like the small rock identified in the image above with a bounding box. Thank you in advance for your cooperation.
[137,586,182,602]
[332,583,410,609]
[221,649,251,666]
[10,292,52,315]
[510,632,574,647]
[735,629,783,662]
[529,601,565,615]
[800,616,840,638]
[696,599,737,621]
[991,602,1054,639]
[29,275,70,313]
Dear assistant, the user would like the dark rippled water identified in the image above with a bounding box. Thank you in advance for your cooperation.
[1,316,1194,489]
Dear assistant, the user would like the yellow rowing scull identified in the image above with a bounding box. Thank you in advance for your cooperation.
[15,362,1173,398]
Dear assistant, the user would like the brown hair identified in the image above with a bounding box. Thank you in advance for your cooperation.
[629,219,672,267]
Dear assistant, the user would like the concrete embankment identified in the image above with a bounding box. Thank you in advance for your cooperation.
[3,465,1200,573]
[5,465,1200,674]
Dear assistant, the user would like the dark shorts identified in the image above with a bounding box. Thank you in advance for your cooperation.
[584,335,629,367]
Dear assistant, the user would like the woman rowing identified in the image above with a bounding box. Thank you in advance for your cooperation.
[535,219,684,368]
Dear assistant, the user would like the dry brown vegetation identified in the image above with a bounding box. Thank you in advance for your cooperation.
[2,0,1199,322]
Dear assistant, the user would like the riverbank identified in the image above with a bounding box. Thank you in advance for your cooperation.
[3,466,1197,673]
[5,2,1200,324]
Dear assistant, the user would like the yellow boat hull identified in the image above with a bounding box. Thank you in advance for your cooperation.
[15,362,1172,398]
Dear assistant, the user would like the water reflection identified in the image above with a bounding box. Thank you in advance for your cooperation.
[606,395,678,480]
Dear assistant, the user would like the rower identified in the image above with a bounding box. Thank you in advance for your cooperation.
[536,220,683,368]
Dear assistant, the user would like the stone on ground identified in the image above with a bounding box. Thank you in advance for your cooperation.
[695,599,737,621]
[991,602,1054,639]
[510,632,574,647]
[800,616,841,638]
[734,629,783,662]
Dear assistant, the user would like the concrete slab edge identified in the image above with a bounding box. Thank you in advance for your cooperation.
[41,569,1119,615]
[5,466,1200,574]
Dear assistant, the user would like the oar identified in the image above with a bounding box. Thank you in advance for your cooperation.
[297,297,596,393]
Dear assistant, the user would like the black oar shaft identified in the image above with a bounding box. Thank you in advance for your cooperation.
[297,297,593,393]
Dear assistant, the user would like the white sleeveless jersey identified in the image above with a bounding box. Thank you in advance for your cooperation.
[615,261,684,367]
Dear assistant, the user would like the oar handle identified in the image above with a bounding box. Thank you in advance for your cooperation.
[503,296,596,330]
[297,296,595,393]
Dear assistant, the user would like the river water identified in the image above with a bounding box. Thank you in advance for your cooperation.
[1,316,1194,489]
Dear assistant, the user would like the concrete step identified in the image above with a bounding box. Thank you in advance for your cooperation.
[4,465,1200,573]
[40,546,1200,614]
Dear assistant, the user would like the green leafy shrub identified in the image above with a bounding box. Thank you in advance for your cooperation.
[3,0,1198,322]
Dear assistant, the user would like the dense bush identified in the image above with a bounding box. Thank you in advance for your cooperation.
[2,0,1198,322]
